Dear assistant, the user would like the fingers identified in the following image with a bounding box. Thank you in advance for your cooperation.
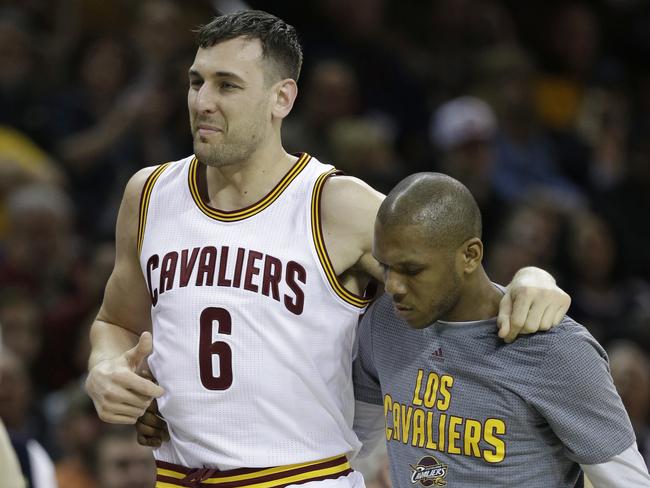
[499,286,571,342]
[539,305,556,332]
[97,412,142,424]
[87,365,164,426]
[124,332,154,369]
[138,434,163,447]
[508,289,533,339]
[136,400,170,448]
[87,334,165,427]
[136,420,163,437]
[136,412,169,440]
[109,402,150,419]
[137,363,156,382]
[103,382,153,410]
[116,370,165,399]
[94,400,147,424]
[138,407,166,431]
[553,305,567,326]
[497,293,512,340]
[553,290,571,324]
[521,302,548,334]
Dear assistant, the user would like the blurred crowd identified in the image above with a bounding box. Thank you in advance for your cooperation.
[1,0,650,486]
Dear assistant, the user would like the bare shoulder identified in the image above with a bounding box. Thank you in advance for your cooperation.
[123,165,162,206]
[319,175,386,281]
[117,165,167,235]
[320,175,385,233]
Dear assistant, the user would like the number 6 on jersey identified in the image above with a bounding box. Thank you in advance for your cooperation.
[199,307,233,390]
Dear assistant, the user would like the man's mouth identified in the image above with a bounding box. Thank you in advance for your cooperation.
[394,303,413,314]
[197,125,222,135]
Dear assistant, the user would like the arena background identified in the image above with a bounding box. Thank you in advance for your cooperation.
[0,0,649,486]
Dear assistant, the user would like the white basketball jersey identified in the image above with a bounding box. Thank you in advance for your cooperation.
[138,154,370,469]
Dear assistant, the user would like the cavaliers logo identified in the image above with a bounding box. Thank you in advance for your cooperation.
[409,456,448,486]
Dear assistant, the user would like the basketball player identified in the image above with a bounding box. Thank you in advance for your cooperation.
[84,10,570,487]
[352,173,650,487]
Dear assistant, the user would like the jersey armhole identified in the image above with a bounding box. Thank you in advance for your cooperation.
[310,170,373,309]
[137,162,172,256]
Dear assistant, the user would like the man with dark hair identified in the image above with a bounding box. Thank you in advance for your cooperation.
[195,10,303,82]
[353,173,650,487]
[92,426,155,488]
[84,10,570,487]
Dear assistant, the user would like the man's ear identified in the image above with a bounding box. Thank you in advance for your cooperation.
[271,79,298,120]
[460,237,483,274]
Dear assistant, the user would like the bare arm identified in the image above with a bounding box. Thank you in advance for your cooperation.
[353,400,386,459]
[321,176,570,339]
[85,166,164,424]
[320,176,385,291]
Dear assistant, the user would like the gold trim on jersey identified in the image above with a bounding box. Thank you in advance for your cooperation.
[137,163,172,255]
[187,153,311,222]
[155,454,352,488]
[311,170,372,309]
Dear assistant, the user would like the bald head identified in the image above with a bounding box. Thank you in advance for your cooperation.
[377,173,481,249]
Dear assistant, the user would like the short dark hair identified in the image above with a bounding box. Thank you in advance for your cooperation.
[196,10,303,82]
[377,173,482,249]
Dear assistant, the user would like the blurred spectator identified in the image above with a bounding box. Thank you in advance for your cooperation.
[0,328,28,488]
[131,0,195,80]
[535,2,603,131]
[284,59,361,162]
[431,96,497,151]
[0,125,66,239]
[0,184,78,303]
[430,96,504,244]
[609,341,650,466]
[40,244,115,390]
[0,349,57,487]
[574,88,628,191]
[0,183,93,390]
[0,11,50,147]
[422,0,518,102]
[0,288,44,370]
[51,385,101,488]
[474,45,586,206]
[329,118,406,194]
[0,347,40,439]
[92,427,156,488]
[51,34,142,237]
[596,129,650,281]
[304,0,429,159]
[485,197,565,285]
[565,212,629,343]
[0,417,26,488]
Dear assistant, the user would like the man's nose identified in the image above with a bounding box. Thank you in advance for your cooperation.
[384,270,406,298]
[195,85,219,113]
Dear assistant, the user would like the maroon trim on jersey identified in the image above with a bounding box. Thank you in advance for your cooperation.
[155,455,352,487]
[310,170,373,308]
[188,153,311,222]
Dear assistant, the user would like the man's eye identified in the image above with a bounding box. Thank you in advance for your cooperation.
[221,81,238,90]
[403,268,422,276]
[190,79,203,88]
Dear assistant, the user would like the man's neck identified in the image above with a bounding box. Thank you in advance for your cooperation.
[442,268,502,323]
[201,144,297,210]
